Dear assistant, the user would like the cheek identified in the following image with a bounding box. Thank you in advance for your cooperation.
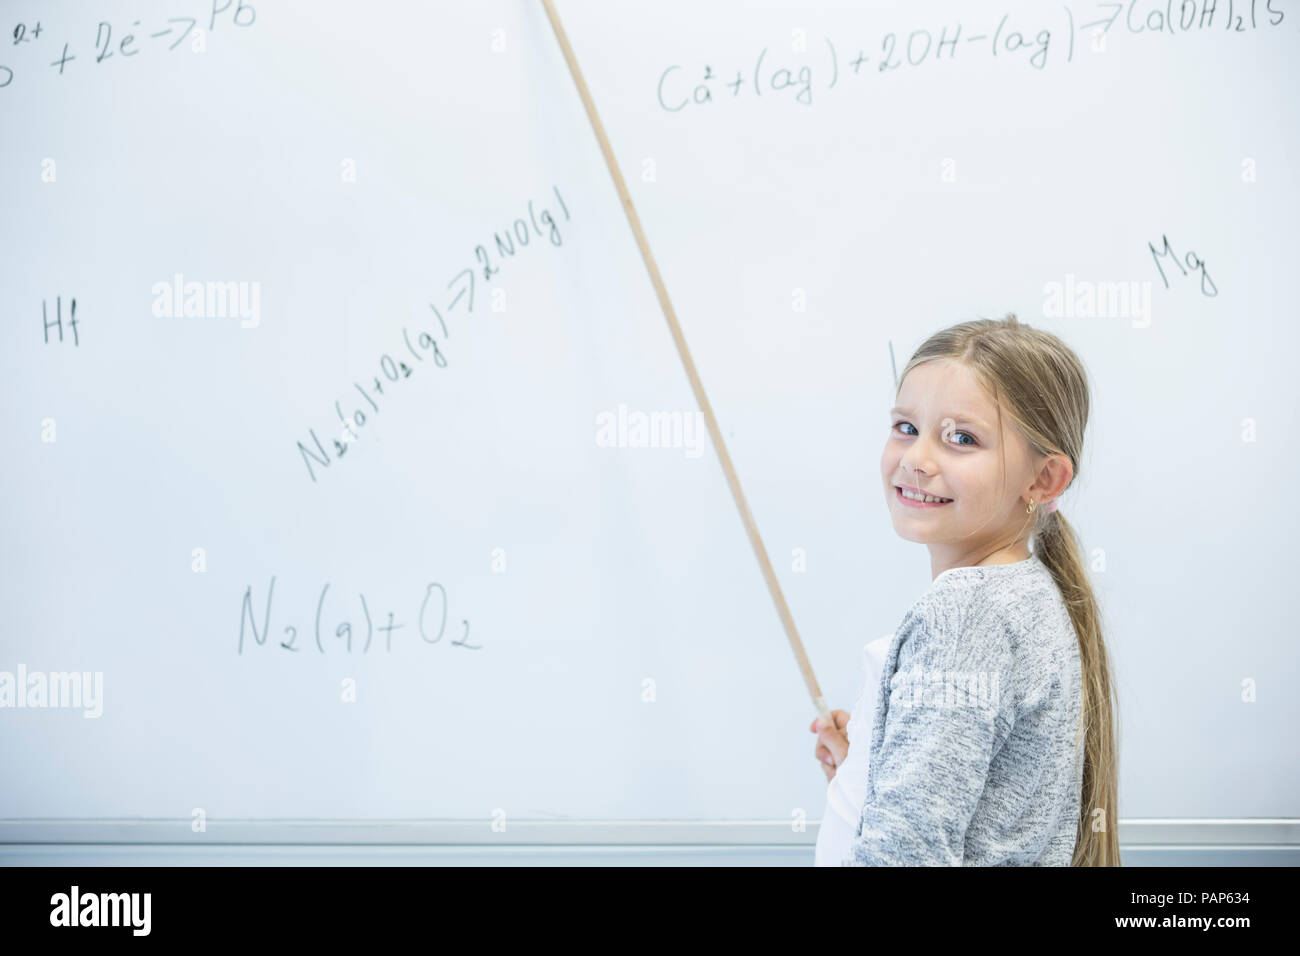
[945,464,983,503]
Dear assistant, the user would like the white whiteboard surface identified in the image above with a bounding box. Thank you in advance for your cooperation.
[1,0,1296,828]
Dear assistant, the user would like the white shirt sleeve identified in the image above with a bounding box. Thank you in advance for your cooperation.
[814,633,894,866]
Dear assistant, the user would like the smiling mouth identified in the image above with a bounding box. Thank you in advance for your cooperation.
[895,486,953,506]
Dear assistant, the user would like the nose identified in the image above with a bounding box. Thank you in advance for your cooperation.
[898,437,937,479]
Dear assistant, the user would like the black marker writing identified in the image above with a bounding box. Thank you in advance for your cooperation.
[1149,233,1217,297]
[3,2,257,92]
[296,185,572,483]
[656,1,1286,111]
[238,575,480,656]
[41,296,79,345]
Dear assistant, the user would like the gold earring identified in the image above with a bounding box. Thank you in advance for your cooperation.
[1026,499,1035,514]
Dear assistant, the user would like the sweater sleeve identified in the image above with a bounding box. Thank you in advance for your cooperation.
[842,593,1018,866]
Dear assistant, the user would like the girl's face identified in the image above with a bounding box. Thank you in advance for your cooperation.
[880,358,1054,567]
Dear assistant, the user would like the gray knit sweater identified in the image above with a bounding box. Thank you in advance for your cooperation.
[843,553,1084,866]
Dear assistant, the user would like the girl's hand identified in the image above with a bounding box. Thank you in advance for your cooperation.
[810,709,851,782]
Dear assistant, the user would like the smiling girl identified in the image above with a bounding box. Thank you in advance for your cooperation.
[812,314,1119,866]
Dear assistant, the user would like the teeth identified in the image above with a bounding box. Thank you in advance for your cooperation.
[900,488,951,503]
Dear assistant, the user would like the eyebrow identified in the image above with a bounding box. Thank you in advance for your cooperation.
[890,406,993,432]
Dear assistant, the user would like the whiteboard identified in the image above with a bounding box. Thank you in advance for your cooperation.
[1,0,1296,829]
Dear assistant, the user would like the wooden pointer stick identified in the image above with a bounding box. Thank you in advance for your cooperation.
[540,0,832,722]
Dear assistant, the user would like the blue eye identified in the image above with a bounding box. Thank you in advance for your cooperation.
[892,421,977,446]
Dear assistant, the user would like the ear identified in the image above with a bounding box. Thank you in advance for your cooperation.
[1031,453,1073,506]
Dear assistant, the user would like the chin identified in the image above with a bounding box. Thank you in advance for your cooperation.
[887,514,928,542]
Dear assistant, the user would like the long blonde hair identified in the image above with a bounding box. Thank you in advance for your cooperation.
[897,313,1120,866]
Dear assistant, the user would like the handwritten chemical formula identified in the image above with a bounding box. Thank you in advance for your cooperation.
[656,0,1286,111]
[1,1,257,92]
[295,185,572,484]
[238,577,480,657]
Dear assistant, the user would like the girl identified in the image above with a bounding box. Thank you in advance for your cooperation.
[812,315,1119,866]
